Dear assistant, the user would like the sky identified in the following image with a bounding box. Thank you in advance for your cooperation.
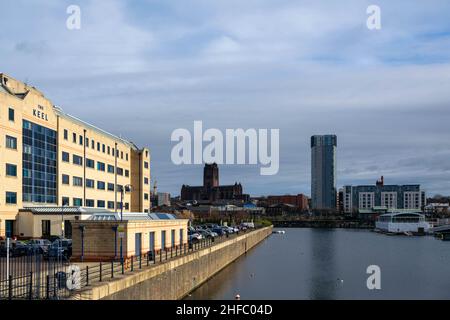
[2,0,450,197]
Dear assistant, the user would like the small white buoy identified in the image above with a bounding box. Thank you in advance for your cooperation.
[235,294,241,300]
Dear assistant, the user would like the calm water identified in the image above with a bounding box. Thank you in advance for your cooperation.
[185,228,450,300]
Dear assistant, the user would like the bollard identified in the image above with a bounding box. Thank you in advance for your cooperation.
[99,262,103,282]
[165,249,168,260]
[131,256,134,272]
[160,250,162,262]
[147,252,150,266]
[121,258,124,275]
[153,250,156,264]
[139,254,142,269]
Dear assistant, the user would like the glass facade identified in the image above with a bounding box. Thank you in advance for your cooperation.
[22,120,57,203]
[311,135,337,210]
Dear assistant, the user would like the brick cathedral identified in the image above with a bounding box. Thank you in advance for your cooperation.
[181,163,249,202]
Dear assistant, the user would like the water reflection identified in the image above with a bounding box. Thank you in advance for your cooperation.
[186,229,450,300]
[309,229,337,300]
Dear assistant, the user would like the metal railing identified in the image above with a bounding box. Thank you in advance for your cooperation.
[1,228,255,300]
[73,229,250,292]
[0,251,70,300]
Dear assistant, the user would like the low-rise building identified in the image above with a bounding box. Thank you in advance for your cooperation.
[266,194,309,211]
[15,206,109,238]
[71,212,188,261]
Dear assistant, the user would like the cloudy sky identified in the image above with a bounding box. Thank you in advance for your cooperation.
[2,0,450,197]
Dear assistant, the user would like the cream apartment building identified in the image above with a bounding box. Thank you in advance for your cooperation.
[0,73,151,238]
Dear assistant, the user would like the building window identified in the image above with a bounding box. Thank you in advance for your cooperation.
[86,179,94,188]
[85,199,95,207]
[62,197,70,206]
[145,150,148,157]
[8,108,14,121]
[73,154,83,166]
[97,200,105,208]
[107,146,110,155]
[62,151,70,162]
[126,153,128,161]
[91,140,95,149]
[72,133,76,143]
[107,165,114,174]
[64,129,68,140]
[117,167,123,176]
[125,170,129,177]
[97,161,105,171]
[6,192,17,204]
[62,174,70,185]
[144,193,149,200]
[22,120,57,204]
[85,137,89,146]
[73,198,82,206]
[102,144,105,153]
[6,135,17,149]
[107,201,115,209]
[144,161,149,169]
[6,164,17,177]
[125,203,129,210]
[107,183,115,191]
[42,220,51,237]
[144,177,149,185]
[97,181,105,190]
[78,135,83,145]
[86,158,95,168]
[73,176,83,187]
[121,151,123,159]
[97,142,100,151]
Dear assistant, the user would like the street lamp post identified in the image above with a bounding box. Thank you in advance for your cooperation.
[119,184,132,261]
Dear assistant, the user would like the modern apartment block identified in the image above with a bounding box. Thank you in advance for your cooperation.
[342,177,426,214]
[0,73,151,237]
[311,135,337,210]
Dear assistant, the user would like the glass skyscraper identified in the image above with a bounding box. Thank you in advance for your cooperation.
[311,135,337,210]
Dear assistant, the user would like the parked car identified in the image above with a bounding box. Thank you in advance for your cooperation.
[0,240,33,257]
[28,239,52,254]
[221,226,234,234]
[198,229,218,239]
[241,222,255,229]
[212,227,225,236]
[188,233,203,243]
[46,239,72,259]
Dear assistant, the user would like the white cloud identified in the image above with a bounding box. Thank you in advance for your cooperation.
[2,0,450,195]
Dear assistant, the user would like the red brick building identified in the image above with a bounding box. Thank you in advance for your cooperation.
[267,194,309,211]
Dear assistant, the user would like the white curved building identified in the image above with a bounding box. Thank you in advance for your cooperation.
[375,212,430,234]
